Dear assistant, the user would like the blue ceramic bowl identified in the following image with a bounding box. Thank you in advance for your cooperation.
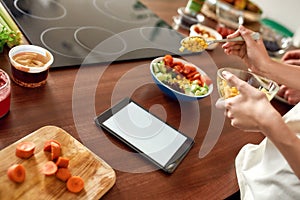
[150,57,213,101]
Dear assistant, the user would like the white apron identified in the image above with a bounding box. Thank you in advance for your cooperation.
[235,103,300,200]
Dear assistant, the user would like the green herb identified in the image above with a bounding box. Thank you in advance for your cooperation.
[0,2,23,52]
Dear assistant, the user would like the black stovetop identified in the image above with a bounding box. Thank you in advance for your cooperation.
[2,0,187,68]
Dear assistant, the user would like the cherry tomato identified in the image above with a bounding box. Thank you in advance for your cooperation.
[163,55,173,66]
[173,65,183,73]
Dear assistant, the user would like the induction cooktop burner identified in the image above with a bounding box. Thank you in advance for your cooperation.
[2,0,188,68]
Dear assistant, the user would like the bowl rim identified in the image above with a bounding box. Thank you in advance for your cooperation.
[8,44,54,73]
[190,23,222,37]
[150,56,213,100]
[217,67,270,81]
[189,24,223,49]
[0,69,10,90]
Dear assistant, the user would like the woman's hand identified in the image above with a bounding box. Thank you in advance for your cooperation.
[281,49,300,66]
[277,85,300,105]
[216,70,277,132]
[222,25,271,76]
[275,50,300,105]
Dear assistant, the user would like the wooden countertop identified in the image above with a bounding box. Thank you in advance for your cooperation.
[0,0,293,199]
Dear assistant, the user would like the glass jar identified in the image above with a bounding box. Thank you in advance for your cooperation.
[184,0,205,16]
[0,69,11,118]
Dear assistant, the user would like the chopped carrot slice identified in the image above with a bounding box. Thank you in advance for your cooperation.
[56,168,72,182]
[50,142,61,161]
[41,161,58,176]
[43,139,61,152]
[56,157,69,168]
[7,164,26,183]
[66,176,85,193]
[186,71,199,79]
[15,141,36,159]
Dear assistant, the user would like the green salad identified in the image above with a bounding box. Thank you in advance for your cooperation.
[152,59,210,96]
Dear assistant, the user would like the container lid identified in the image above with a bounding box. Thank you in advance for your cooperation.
[260,18,294,37]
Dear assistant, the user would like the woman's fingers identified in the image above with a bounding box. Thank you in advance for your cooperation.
[277,85,300,105]
[221,71,248,93]
[284,59,300,66]
[226,28,241,39]
[281,49,300,61]
[277,85,287,97]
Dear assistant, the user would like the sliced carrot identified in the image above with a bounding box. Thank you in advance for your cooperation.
[50,141,61,161]
[172,61,184,68]
[183,64,196,74]
[15,141,36,159]
[43,139,61,152]
[56,168,72,182]
[173,64,184,74]
[56,157,69,168]
[41,161,58,176]
[7,164,26,183]
[186,71,199,79]
[66,176,85,193]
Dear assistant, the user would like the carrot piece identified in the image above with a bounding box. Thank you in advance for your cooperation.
[172,61,184,68]
[185,64,196,72]
[43,139,61,152]
[186,71,199,79]
[7,164,26,183]
[183,64,196,74]
[50,142,61,161]
[56,157,69,168]
[190,73,201,81]
[56,168,72,182]
[66,176,85,193]
[15,141,36,159]
[41,161,58,176]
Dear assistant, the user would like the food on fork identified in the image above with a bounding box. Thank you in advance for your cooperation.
[179,36,208,52]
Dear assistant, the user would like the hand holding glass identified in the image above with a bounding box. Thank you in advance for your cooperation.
[217,68,279,101]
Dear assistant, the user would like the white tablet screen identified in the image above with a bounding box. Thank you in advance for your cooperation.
[102,102,187,166]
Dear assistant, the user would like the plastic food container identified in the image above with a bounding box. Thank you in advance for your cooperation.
[175,7,204,29]
[8,45,54,88]
[217,67,279,101]
[0,69,11,118]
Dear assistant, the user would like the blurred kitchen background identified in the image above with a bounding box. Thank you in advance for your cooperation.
[251,0,299,33]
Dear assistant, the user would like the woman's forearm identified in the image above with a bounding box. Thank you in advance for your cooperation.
[260,112,300,178]
[263,60,300,90]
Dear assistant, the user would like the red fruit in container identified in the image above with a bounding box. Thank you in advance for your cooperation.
[0,69,11,118]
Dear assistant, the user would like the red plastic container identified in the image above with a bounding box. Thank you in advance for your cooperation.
[0,69,11,118]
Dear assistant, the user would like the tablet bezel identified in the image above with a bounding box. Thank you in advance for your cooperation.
[94,97,194,173]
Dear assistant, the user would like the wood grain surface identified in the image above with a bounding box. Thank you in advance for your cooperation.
[0,0,294,199]
[0,126,116,200]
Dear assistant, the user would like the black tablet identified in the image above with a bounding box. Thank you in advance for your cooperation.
[94,97,194,173]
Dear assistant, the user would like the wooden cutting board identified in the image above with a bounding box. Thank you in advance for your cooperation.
[0,125,116,200]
